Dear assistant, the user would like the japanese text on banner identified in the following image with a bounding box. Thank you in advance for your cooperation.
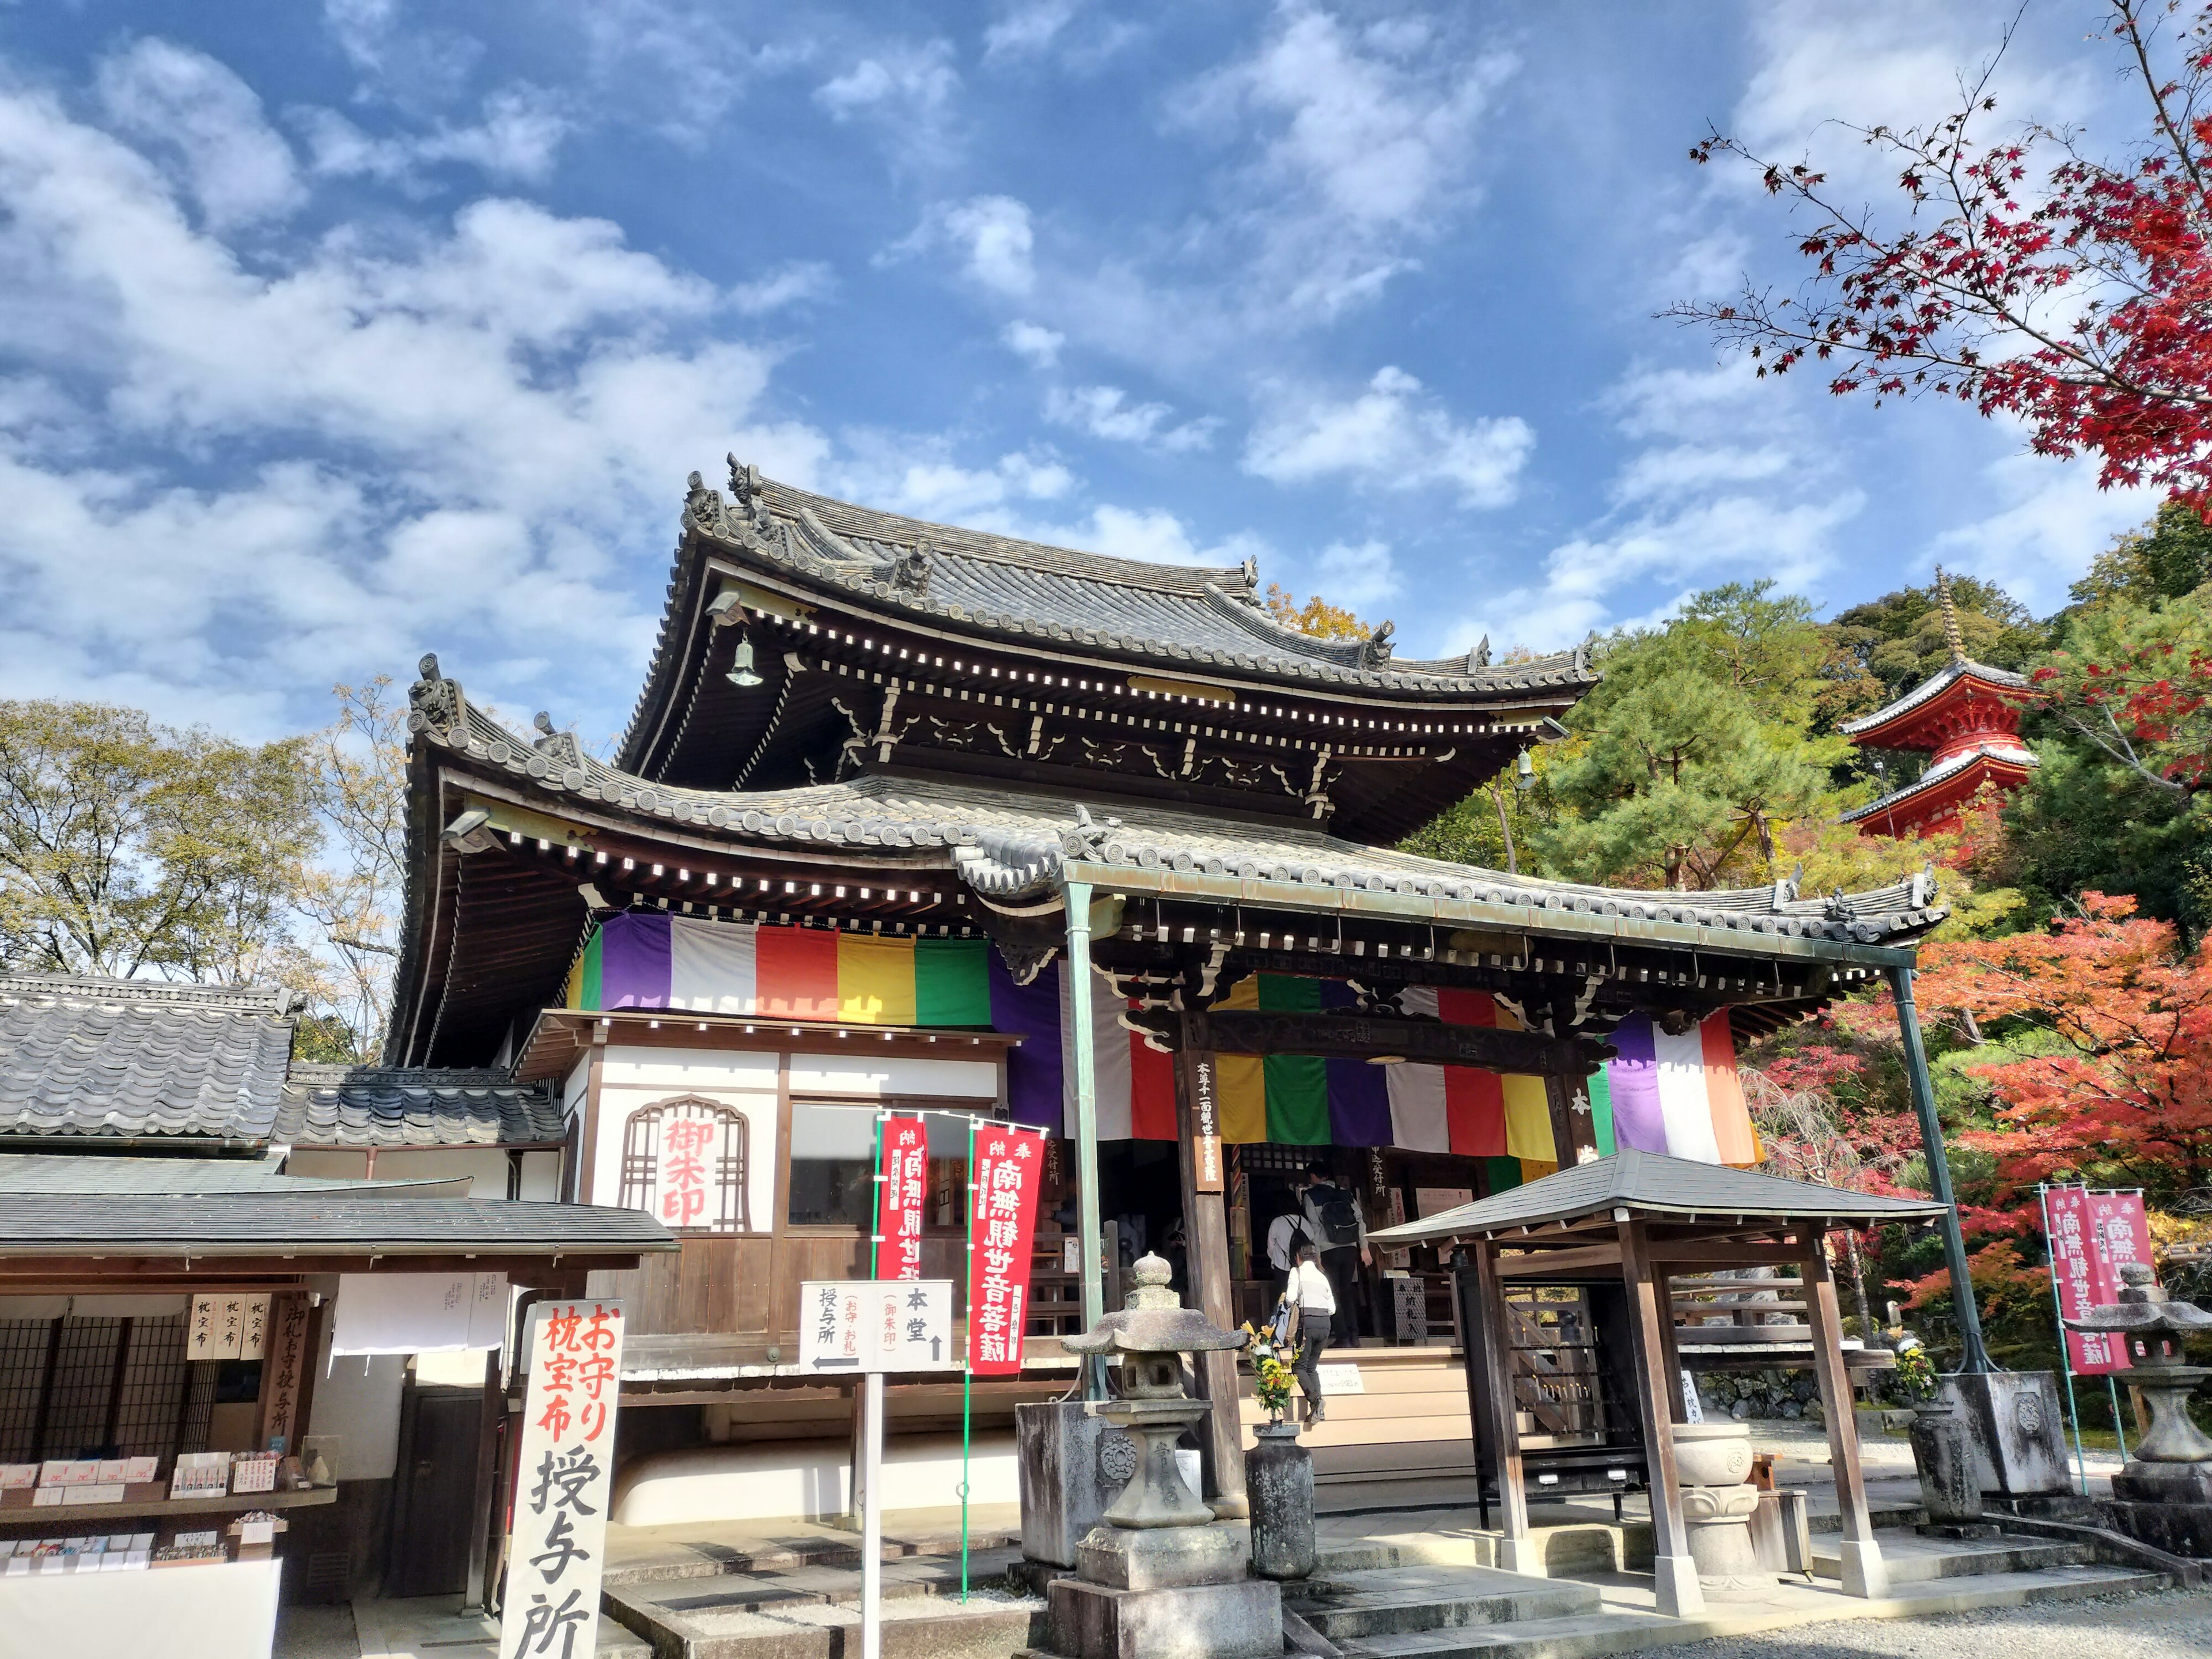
[875,1116,929,1281]
[2047,1186,2133,1375]
[500,1301,624,1659]
[655,1114,719,1230]
[969,1125,1046,1377]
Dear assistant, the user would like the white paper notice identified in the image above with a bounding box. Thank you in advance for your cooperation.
[499,1301,624,1659]
[797,1281,958,1375]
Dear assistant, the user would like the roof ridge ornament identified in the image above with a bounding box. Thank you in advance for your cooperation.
[1358,618,1396,669]
[892,540,932,591]
[1469,634,1491,671]
[531,711,584,769]
[406,653,465,736]
[1936,565,1967,665]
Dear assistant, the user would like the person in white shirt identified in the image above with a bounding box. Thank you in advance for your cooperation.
[1265,1208,1314,1277]
[1283,1243,1335,1423]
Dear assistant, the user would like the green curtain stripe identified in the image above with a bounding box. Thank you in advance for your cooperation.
[581,928,603,1012]
[916,937,993,1026]
[1257,975,1329,1146]
[1484,1156,1524,1194]
[1586,1067,1618,1158]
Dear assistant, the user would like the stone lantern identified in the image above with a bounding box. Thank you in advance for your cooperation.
[1048,1255,1281,1659]
[2066,1262,2212,1556]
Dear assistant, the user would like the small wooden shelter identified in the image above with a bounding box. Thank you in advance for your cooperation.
[1370,1149,1948,1616]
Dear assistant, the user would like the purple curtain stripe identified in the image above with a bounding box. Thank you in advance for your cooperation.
[599,911,672,1009]
[1603,1014,1668,1154]
[988,953,1065,1131]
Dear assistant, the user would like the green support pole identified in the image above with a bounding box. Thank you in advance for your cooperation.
[1888,965,1994,1374]
[1064,877,1107,1400]
[961,1114,977,1602]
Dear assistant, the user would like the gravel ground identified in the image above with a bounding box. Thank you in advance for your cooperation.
[1652,1587,2212,1658]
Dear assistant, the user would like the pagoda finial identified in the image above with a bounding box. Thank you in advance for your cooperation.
[1936,565,1966,665]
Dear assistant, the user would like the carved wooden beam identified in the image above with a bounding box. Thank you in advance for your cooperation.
[1127,1007,1614,1075]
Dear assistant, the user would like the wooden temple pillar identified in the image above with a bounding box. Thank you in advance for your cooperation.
[1471,1237,1541,1575]
[1173,1037,1249,1517]
[1800,1234,1888,1597]
[1616,1220,1703,1618]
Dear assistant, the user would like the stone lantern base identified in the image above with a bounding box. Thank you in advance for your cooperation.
[1048,1570,1282,1659]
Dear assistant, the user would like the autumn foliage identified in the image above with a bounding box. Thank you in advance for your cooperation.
[1915,892,2212,1202]
[1680,1,2212,509]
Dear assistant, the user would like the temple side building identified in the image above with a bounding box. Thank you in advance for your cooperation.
[1840,570,2039,839]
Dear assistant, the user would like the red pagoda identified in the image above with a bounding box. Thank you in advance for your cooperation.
[1840,569,2038,838]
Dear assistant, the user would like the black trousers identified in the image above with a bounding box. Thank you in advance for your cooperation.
[1320,1246,1361,1346]
[1289,1306,1326,1418]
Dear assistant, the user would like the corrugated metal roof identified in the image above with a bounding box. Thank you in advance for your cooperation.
[1368,1148,1949,1245]
[0,1194,675,1256]
[0,975,294,1142]
[278,1065,567,1147]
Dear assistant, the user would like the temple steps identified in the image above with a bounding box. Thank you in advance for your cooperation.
[1287,1564,1602,1639]
[603,1548,1045,1659]
[1809,1529,2090,1583]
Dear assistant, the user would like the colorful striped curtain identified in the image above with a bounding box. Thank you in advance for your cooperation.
[564,914,1759,1169]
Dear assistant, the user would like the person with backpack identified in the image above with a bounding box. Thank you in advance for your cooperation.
[1298,1162,1369,1347]
[1282,1242,1335,1423]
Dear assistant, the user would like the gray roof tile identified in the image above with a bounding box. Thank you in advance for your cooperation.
[0,1152,461,1196]
[278,1066,567,1147]
[0,1193,673,1256]
[1369,1148,1950,1245]
[412,684,1950,950]
[0,975,294,1142]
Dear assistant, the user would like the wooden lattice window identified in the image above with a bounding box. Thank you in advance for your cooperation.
[618,1097,751,1233]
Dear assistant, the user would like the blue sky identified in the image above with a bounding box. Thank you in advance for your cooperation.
[0,1,2168,747]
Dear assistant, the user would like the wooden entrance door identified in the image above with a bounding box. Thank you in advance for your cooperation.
[387,1385,483,1598]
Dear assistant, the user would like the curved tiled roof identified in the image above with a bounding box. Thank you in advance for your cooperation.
[1839,740,2039,824]
[619,467,1596,764]
[0,974,295,1142]
[412,666,1947,949]
[1840,660,2035,740]
[279,1065,569,1147]
[0,1194,673,1256]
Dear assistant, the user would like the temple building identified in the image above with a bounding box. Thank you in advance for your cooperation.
[376,458,1948,1539]
[1840,570,2039,839]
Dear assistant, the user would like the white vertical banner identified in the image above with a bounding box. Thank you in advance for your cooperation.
[500,1301,624,1659]
[239,1294,272,1362]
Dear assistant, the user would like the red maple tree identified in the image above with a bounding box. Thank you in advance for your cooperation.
[1676,0,2212,507]
[1913,892,2212,1200]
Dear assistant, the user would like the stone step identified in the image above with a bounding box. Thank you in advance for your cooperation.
[604,1577,1048,1659]
[1289,1563,1601,1639]
[602,1524,1022,1587]
[1334,1565,2168,1659]
[1809,1531,2089,1584]
[1805,1495,1925,1533]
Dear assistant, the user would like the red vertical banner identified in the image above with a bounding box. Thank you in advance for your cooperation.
[969,1124,1046,1376]
[876,1116,929,1281]
[2087,1190,2153,1369]
[2047,1185,2128,1375]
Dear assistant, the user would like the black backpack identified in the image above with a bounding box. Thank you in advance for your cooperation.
[1312,1184,1362,1248]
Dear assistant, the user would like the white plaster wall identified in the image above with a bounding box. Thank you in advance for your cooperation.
[592,1045,779,1226]
[787,1050,998,1100]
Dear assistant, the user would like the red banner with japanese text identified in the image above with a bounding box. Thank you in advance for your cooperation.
[2086,1188,2153,1369]
[969,1124,1047,1376]
[501,1300,624,1659]
[2046,1186,2152,1376]
[875,1115,929,1281]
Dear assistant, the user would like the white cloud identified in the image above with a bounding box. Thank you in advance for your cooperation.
[1044,384,1218,452]
[0,68,831,733]
[94,39,305,229]
[895,195,1036,295]
[296,86,571,185]
[984,2,1083,62]
[1930,442,2156,614]
[1173,3,1511,320]
[1243,367,1533,507]
[1001,320,1064,367]
[1309,537,1399,610]
[815,39,960,162]
[730,260,835,315]
[1613,444,1791,502]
